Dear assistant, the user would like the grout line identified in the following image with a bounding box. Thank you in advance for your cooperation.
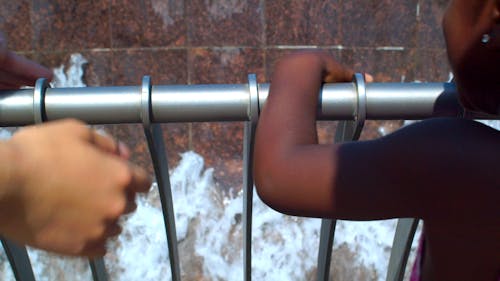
[260,0,267,80]
[108,0,115,85]
[14,46,447,57]
[375,46,406,51]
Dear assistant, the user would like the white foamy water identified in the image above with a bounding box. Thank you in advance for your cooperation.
[103,151,400,281]
[0,147,404,281]
[0,145,402,281]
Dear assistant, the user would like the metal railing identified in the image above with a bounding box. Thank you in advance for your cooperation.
[0,74,496,281]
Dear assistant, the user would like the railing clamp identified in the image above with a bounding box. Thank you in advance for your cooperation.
[352,73,367,139]
[34,78,50,124]
[141,76,153,128]
[248,73,259,124]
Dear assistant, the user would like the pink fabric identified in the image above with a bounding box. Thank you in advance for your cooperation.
[409,234,500,281]
[409,234,424,281]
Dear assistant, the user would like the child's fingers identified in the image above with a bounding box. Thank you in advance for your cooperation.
[364,73,374,83]
[322,57,355,83]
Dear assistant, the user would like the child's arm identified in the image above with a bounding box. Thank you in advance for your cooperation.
[253,51,356,218]
[253,51,499,221]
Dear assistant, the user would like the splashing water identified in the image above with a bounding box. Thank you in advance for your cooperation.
[52,54,88,88]
[104,151,400,281]
[0,142,401,281]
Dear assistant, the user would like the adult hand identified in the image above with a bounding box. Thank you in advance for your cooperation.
[0,32,53,89]
[0,119,151,257]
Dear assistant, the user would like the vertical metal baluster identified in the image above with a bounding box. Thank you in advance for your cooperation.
[141,76,181,281]
[386,218,419,281]
[316,220,336,281]
[317,74,366,281]
[89,258,108,281]
[1,238,36,281]
[243,74,259,281]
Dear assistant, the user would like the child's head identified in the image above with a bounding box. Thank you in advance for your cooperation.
[443,0,500,114]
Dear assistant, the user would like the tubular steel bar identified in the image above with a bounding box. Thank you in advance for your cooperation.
[1,80,498,127]
[141,76,181,281]
[317,74,367,281]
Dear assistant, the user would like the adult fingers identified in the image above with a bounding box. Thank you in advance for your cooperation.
[0,51,53,83]
[0,81,21,90]
[127,165,151,194]
[104,220,123,237]
[83,128,123,156]
[81,240,107,258]
[0,68,37,89]
[90,130,131,159]
[124,190,137,214]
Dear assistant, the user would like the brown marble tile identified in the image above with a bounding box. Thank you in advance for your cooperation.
[191,122,244,191]
[317,121,338,144]
[110,0,186,48]
[32,0,111,51]
[415,49,450,82]
[112,49,187,85]
[267,47,416,83]
[317,120,403,143]
[341,0,418,47]
[160,123,191,167]
[341,48,417,82]
[187,0,263,46]
[0,1,33,51]
[101,123,190,177]
[416,0,448,49]
[265,48,342,81]
[189,47,264,84]
[187,47,260,190]
[265,0,341,45]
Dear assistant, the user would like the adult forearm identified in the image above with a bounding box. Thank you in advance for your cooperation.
[0,140,26,240]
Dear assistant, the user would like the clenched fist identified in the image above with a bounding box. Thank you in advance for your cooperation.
[0,119,151,257]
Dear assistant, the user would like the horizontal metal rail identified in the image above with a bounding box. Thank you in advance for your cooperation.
[2,76,498,281]
[0,81,497,126]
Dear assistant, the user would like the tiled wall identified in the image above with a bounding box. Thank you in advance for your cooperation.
[1,0,451,190]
